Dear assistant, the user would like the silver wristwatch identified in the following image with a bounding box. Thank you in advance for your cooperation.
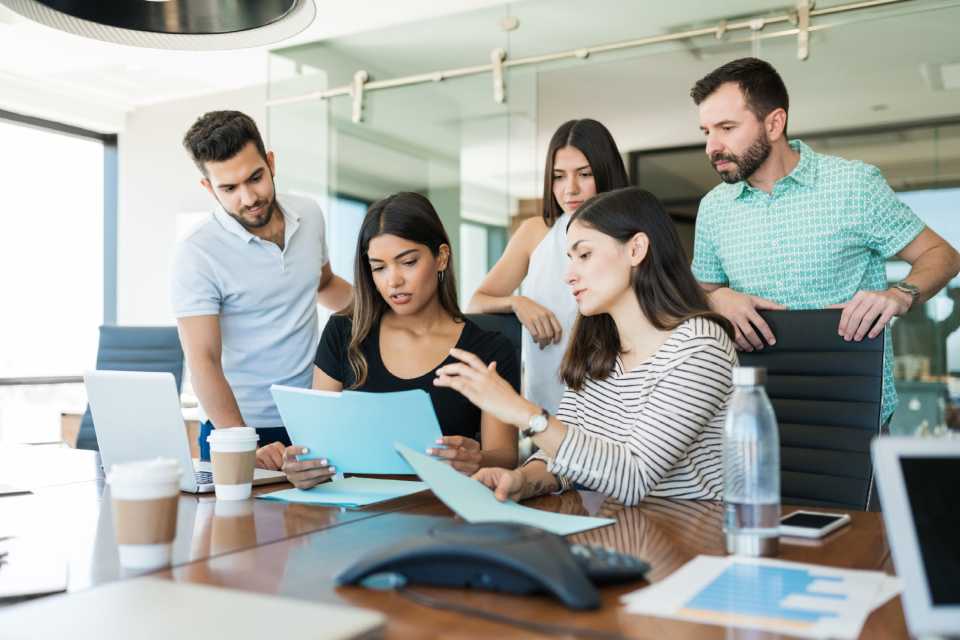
[519,407,549,438]
[892,281,920,308]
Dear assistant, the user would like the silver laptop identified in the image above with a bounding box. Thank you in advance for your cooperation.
[872,436,960,638]
[84,370,286,493]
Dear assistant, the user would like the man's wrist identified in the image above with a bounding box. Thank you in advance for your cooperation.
[705,286,730,303]
[888,285,915,312]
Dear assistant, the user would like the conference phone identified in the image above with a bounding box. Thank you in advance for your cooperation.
[336,521,650,610]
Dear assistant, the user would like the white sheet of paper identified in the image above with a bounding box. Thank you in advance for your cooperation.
[621,555,900,640]
[395,443,614,536]
[0,538,67,600]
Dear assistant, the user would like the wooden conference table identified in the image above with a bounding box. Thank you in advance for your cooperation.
[0,445,909,638]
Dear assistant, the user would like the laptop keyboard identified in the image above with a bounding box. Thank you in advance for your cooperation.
[195,471,213,485]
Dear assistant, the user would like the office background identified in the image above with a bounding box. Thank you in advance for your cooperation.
[1,0,958,442]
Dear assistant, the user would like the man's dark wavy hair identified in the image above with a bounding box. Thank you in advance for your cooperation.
[690,57,790,134]
[182,110,268,174]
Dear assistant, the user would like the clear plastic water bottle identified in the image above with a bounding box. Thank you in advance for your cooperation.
[723,366,780,556]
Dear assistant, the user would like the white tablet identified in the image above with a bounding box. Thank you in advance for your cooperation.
[872,436,960,637]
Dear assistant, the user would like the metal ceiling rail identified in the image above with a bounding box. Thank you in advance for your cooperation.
[266,0,908,122]
[0,376,83,386]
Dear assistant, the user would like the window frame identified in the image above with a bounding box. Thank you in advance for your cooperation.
[0,109,118,384]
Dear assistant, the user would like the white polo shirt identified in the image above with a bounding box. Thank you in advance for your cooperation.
[171,193,329,428]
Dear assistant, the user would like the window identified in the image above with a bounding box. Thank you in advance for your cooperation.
[460,221,507,304]
[0,111,116,443]
[326,194,368,285]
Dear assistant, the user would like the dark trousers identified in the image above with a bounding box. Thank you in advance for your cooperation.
[197,420,291,462]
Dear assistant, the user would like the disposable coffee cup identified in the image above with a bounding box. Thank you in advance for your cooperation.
[106,458,181,569]
[207,427,259,500]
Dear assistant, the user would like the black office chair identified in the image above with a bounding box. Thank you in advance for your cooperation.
[75,325,185,451]
[466,313,522,357]
[739,310,883,511]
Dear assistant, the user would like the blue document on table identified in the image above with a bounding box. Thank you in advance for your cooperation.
[396,443,614,536]
[271,385,444,474]
[258,477,428,507]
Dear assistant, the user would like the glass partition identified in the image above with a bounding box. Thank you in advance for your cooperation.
[267,0,960,431]
[269,5,539,303]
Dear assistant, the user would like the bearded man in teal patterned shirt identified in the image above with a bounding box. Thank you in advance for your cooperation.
[690,58,960,423]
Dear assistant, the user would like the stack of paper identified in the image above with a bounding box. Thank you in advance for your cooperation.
[621,555,901,639]
[257,477,427,507]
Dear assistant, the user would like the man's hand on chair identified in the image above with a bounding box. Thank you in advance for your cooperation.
[829,289,910,341]
[708,287,785,352]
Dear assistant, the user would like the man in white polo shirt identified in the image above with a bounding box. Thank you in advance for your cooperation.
[172,110,352,470]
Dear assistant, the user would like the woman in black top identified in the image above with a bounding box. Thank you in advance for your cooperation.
[282,192,520,489]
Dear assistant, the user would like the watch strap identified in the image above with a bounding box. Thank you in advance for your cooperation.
[892,281,919,306]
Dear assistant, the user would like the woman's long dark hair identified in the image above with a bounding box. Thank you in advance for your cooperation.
[346,192,462,388]
[560,187,734,390]
[542,119,629,227]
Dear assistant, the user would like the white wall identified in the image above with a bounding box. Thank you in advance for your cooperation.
[117,85,268,324]
[0,73,126,133]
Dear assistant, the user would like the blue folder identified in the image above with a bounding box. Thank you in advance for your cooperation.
[396,443,614,536]
[271,385,443,474]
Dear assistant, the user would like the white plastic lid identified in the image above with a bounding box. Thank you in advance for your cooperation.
[107,457,181,487]
[206,426,259,445]
[732,366,767,386]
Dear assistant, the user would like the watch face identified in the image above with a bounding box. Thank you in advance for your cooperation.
[530,413,548,432]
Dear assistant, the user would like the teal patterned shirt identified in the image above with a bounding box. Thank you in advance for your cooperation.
[692,139,926,421]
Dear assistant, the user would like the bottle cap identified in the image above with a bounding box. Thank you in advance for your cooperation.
[732,366,766,386]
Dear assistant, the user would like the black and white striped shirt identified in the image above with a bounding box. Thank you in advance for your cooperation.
[531,317,736,505]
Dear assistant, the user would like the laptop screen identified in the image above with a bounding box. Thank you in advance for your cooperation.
[900,456,960,606]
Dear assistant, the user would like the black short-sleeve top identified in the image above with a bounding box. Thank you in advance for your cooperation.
[314,315,521,441]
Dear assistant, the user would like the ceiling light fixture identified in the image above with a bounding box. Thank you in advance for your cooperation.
[0,0,316,50]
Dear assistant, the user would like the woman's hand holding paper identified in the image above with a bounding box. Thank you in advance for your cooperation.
[427,435,483,475]
[281,445,337,490]
[472,467,527,502]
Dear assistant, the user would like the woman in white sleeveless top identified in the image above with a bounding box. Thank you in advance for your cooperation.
[468,119,629,413]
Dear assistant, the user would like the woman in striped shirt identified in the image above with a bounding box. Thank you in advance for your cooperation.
[434,187,737,505]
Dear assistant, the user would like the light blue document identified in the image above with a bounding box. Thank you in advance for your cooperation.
[271,385,443,474]
[258,477,428,507]
[396,444,614,536]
